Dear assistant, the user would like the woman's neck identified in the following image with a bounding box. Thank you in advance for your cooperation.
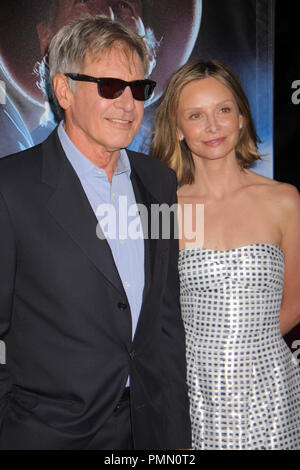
[191,154,249,200]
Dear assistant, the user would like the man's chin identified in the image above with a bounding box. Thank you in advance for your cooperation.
[106,134,139,151]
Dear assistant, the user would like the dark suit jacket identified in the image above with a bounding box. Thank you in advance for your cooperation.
[0,129,191,450]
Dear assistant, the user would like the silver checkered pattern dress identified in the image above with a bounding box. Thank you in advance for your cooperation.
[179,244,300,450]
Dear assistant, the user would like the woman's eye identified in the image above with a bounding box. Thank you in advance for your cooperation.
[190,113,201,119]
[220,107,231,113]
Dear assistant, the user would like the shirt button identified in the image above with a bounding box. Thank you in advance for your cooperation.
[97,170,102,175]
[124,282,130,289]
[119,238,125,243]
[118,302,127,310]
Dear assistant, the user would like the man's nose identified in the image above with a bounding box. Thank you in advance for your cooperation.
[114,85,135,111]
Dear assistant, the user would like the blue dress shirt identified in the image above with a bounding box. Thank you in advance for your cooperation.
[57,123,145,355]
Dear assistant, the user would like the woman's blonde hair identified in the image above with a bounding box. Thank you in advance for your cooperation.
[151,59,262,185]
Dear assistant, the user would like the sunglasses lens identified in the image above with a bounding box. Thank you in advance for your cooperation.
[98,79,124,99]
[131,82,155,101]
[97,78,156,101]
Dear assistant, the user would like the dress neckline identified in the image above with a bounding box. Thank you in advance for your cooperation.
[179,242,284,255]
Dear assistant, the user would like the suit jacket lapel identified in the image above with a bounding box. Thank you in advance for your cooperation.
[41,131,126,298]
[127,151,172,345]
[129,164,152,304]
[127,152,162,311]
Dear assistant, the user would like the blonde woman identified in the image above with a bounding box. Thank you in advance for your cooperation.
[151,59,300,450]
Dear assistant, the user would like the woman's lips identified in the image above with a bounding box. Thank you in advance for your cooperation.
[203,137,226,147]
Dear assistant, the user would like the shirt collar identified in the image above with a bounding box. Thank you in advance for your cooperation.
[57,121,131,179]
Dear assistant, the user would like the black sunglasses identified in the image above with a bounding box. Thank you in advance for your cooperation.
[65,73,156,101]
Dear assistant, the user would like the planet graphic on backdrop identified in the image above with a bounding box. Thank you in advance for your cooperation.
[0,1,202,156]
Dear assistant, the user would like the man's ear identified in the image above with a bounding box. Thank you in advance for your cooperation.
[53,73,73,111]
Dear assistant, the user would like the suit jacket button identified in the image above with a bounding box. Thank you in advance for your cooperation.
[118,302,127,310]
[130,350,136,360]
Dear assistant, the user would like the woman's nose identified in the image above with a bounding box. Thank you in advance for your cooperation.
[205,113,220,132]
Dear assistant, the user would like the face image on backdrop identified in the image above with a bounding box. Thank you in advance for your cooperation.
[0,0,202,157]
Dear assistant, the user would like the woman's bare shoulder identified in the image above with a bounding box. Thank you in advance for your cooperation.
[245,169,278,187]
[246,170,300,204]
[274,181,300,212]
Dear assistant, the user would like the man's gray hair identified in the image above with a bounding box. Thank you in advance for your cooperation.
[47,15,150,119]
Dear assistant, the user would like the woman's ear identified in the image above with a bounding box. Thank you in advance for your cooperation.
[239,114,244,130]
[177,127,184,141]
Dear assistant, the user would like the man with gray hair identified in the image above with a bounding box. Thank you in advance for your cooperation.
[0,15,191,450]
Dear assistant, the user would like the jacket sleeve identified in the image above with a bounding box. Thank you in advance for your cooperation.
[0,191,16,404]
[160,172,191,449]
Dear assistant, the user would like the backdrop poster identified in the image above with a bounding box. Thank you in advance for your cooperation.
[0,0,274,179]
[0,1,276,366]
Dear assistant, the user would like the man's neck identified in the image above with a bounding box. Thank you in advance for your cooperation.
[62,121,120,183]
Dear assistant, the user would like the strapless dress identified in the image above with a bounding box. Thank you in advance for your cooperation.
[179,244,300,449]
